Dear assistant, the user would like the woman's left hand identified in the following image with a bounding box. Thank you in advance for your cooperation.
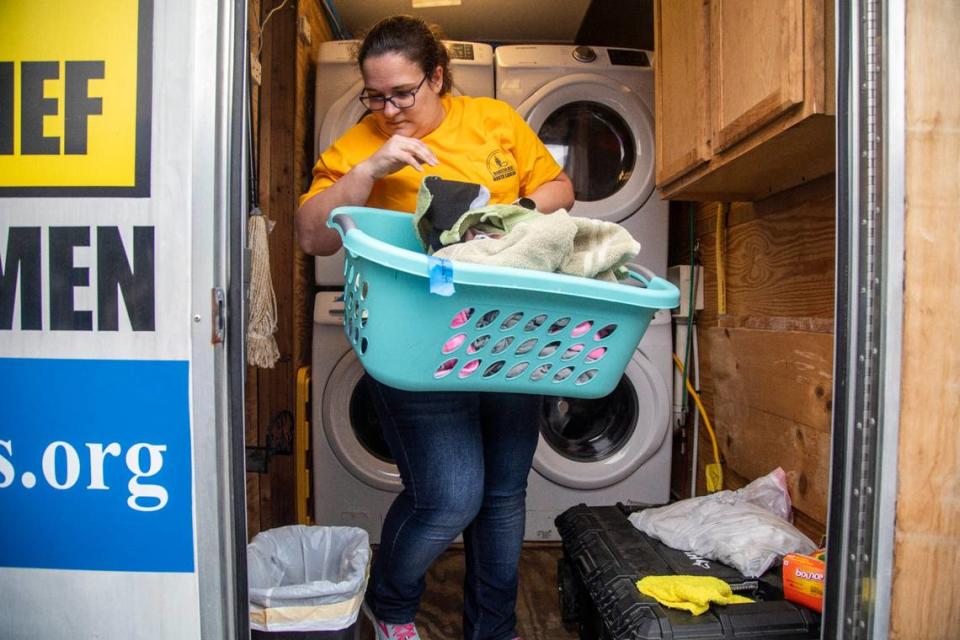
[526,172,575,213]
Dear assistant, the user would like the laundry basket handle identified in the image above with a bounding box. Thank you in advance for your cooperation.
[626,263,657,286]
[329,212,357,235]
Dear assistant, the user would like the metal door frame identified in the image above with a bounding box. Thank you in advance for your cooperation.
[824,0,905,637]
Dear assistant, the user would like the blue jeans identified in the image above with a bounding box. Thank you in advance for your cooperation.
[364,377,541,640]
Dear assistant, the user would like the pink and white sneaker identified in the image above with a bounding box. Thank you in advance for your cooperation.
[363,601,421,640]
[374,620,420,640]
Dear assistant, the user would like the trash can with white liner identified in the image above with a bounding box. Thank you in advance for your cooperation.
[248,525,370,639]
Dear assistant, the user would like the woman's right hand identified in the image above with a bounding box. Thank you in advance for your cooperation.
[297,136,437,255]
[358,134,438,179]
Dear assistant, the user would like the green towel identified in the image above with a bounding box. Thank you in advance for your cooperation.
[413,176,499,251]
[436,203,541,247]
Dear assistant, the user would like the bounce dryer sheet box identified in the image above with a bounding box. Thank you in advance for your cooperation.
[782,549,826,612]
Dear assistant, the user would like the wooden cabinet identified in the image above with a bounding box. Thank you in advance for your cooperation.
[655,0,711,186]
[654,0,834,201]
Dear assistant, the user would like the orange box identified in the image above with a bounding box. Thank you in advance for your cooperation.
[782,549,826,612]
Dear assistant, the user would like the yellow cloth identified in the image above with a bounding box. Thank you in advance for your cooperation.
[300,94,563,212]
[636,575,754,616]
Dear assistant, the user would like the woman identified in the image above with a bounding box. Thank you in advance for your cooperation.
[297,15,574,640]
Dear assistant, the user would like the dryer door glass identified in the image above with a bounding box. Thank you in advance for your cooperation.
[348,374,393,463]
[538,101,636,202]
[539,375,639,462]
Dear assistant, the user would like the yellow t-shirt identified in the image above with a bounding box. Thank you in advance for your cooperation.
[300,94,563,212]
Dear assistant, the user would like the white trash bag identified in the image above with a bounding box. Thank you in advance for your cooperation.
[248,525,371,632]
[628,467,816,578]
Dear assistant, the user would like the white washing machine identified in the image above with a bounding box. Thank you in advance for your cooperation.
[311,41,495,542]
[312,291,400,543]
[496,44,673,540]
[312,39,495,286]
[524,323,673,540]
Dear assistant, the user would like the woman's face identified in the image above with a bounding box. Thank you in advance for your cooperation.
[361,52,444,139]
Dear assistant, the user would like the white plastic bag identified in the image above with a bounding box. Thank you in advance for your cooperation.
[628,468,816,577]
[248,525,371,632]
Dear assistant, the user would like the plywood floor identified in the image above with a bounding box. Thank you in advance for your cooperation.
[357,543,579,640]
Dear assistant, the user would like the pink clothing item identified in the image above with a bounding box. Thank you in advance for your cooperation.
[459,359,481,377]
[435,358,457,377]
[450,309,472,328]
[442,333,466,353]
[563,343,584,359]
[571,321,592,338]
[586,347,607,362]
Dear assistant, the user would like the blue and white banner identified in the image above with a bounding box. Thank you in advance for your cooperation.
[0,358,193,572]
[0,1,210,636]
[0,0,197,576]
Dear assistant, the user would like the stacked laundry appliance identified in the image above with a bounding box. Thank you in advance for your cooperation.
[495,45,673,540]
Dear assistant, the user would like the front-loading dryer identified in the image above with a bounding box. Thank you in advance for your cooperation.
[496,45,673,539]
[495,44,667,278]
[312,39,495,286]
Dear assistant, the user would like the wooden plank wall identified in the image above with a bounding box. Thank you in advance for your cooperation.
[245,0,333,539]
[890,1,960,636]
[669,174,835,540]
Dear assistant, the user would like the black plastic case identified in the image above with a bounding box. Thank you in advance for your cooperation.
[555,504,821,640]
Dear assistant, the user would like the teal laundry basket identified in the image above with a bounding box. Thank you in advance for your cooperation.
[327,207,679,399]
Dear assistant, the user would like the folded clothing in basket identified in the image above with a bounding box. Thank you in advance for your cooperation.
[413,175,642,281]
[434,209,640,282]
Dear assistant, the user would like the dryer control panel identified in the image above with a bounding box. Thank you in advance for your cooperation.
[608,48,650,67]
[447,41,477,60]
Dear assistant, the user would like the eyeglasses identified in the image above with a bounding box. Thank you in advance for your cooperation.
[359,74,429,111]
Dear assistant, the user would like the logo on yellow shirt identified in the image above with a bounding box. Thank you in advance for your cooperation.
[486,150,517,182]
